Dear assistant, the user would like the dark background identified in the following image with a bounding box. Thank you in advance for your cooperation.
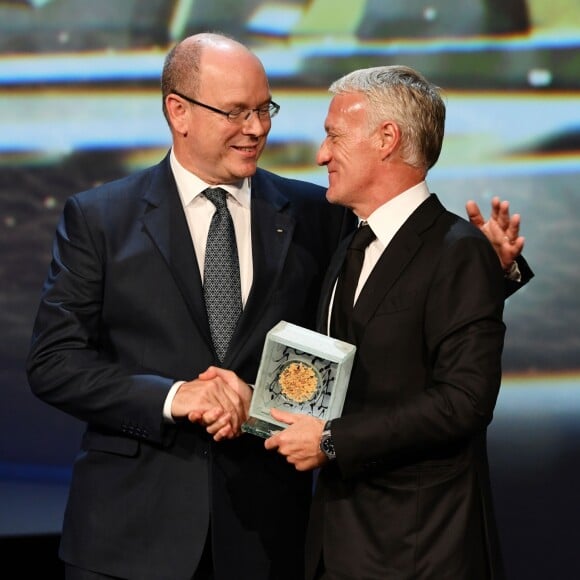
[1,0,579,577]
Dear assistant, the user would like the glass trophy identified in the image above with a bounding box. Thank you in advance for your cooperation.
[241,320,356,438]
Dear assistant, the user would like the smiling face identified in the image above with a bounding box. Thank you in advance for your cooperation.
[167,39,273,184]
[317,92,382,216]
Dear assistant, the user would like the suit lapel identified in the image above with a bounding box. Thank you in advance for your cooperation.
[224,169,296,365]
[141,155,212,345]
[354,229,421,327]
[354,195,444,328]
[316,232,352,334]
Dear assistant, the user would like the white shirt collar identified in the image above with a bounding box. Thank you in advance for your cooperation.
[169,149,251,209]
[366,181,430,247]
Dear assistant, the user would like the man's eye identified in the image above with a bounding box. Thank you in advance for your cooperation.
[227,109,244,119]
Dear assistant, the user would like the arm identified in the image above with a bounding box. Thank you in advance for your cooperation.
[26,196,245,443]
[265,232,506,477]
[26,197,168,442]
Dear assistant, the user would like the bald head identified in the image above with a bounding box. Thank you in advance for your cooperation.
[160,33,273,183]
[161,33,267,122]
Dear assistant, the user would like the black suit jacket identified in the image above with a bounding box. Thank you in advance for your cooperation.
[26,154,355,580]
[307,194,517,580]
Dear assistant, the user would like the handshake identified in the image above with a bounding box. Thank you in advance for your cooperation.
[171,366,253,441]
[173,321,355,442]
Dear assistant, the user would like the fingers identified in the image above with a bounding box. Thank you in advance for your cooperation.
[173,378,244,429]
[270,407,297,425]
[191,406,242,441]
[465,200,484,227]
[200,374,249,435]
[504,213,521,241]
[495,199,511,231]
[198,367,218,380]
[199,406,225,426]
[500,236,525,266]
[216,380,248,430]
[203,411,237,441]
[500,211,523,266]
[200,366,253,410]
[199,365,234,382]
[489,196,501,217]
[501,214,522,251]
[264,430,280,451]
[467,197,511,231]
[264,417,326,471]
[213,425,236,441]
[466,197,525,268]
[174,370,252,440]
[205,390,243,433]
[189,408,238,441]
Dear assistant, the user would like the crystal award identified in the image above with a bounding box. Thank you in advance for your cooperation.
[241,320,356,438]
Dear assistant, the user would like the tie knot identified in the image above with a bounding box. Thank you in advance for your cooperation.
[204,187,228,210]
[349,222,376,251]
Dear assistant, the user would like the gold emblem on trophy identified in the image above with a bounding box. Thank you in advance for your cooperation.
[278,361,319,403]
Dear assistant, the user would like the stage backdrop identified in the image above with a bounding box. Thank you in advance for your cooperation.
[1,1,579,577]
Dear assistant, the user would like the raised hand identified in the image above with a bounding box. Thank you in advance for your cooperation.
[466,196,525,270]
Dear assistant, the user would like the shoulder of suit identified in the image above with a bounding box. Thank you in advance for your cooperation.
[255,167,326,194]
[72,162,160,206]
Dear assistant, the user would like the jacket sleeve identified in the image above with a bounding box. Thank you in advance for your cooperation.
[26,195,173,444]
[504,254,534,298]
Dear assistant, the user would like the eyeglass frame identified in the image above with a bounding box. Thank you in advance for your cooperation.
[171,90,280,123]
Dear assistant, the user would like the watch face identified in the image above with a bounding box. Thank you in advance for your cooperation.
[321,433,335,457]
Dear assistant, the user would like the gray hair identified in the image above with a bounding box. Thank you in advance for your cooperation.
[329,65,446,171]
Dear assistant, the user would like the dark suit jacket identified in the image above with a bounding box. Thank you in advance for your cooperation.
[307,194,512,580]
[26,154,355,580]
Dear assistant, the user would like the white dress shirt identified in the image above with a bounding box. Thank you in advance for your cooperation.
[164,150,254,421]
[170,149,253,304]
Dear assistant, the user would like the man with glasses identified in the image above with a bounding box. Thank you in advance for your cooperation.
[26,33,531,580]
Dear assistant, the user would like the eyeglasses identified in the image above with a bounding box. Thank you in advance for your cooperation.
[172,90,280,123]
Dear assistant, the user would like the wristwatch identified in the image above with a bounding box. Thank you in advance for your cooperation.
[319,420,336,460]
[504,260,522,282]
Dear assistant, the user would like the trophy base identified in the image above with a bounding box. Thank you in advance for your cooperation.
[241,417,284,439]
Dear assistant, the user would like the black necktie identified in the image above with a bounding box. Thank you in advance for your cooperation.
[331,222,376,341]
[203,187,242,363]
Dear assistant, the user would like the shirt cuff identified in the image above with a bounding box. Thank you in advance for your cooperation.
[163,381,185,423]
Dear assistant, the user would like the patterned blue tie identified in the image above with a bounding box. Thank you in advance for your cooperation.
[203,188,242,362]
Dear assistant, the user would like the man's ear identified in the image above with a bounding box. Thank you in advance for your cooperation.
[165,94,190,136]
[378,120,400,160]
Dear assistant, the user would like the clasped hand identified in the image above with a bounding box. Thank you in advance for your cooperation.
[171,366,252,441]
